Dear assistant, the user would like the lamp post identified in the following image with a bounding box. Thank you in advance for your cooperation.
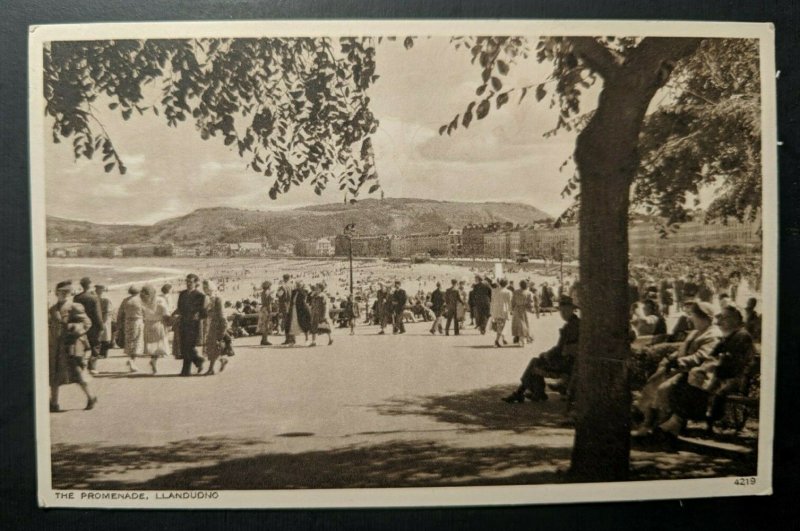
[344,223,356,301]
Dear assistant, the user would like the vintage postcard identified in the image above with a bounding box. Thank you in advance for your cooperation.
[29,19,777,508]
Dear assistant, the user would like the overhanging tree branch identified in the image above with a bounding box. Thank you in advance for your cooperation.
[566,37,623,79]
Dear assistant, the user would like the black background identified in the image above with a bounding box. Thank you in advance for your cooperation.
[1,1,798,529]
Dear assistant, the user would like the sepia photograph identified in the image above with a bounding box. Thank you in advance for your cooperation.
[28,19,777,508]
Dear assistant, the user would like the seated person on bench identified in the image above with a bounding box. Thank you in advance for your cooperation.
[502,295,580,403]
[636,303,755,442]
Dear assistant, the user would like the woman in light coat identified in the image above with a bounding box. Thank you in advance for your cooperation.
[489,278,512,348]
[202,280,229,375]
[511,280,534,347]
[140,285,170,374]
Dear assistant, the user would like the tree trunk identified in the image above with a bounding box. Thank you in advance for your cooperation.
[568,55,687,481]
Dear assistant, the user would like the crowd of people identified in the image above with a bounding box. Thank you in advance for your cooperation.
[48,252,763,445]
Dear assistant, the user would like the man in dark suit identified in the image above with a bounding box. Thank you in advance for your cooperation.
[472,275,492,334]
[174,273,207,376]
[503,296,580,403]
[429,282,445,334]
[444,279,462,336]
[391,280,407,334]
[73,277,104,374]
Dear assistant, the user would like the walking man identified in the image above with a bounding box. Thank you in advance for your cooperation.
[391,280,407,334]
[444,279,462,336]
[472,275,492,334]
[73,277,104,374]
[429,282,445,334]
[174,273,207,376]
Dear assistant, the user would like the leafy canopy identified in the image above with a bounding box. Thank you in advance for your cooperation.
[44,37,385,200]
[436,36,760,226]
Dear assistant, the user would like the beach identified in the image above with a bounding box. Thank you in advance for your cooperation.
[47,256,572,307]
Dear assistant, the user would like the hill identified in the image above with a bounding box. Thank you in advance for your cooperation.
[46,198,552,246]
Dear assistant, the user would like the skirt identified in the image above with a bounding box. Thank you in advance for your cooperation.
[124,319,144,357]
[144,320,168,357]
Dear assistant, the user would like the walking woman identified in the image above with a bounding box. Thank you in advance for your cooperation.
[309,283,333,346]
[117,285,144,372]
[258,280,274,346]
[140,285,170,374]
[49,280,97,411]
[286,280,312,345]
[490,279,512,347]
[202,280,229,374]
[511,280,534,347]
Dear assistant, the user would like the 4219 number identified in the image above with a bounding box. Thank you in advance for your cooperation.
[734,477,756,486]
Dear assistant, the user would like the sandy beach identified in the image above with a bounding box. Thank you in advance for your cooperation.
[47,256,573,308]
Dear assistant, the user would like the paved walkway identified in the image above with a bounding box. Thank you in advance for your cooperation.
[49,315,756,489]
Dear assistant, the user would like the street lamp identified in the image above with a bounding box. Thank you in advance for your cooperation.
[344,223,356,301]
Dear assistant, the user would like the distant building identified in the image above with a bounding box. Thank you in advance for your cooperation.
[237,242,265,256]
[447,228,462,257]
[121,244,174,257]
[628,216,760,258]
[316,237,333,256]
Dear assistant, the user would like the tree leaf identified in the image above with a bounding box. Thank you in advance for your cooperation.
[462,110,473,128]
[476,99,490,120]
[491,76,502,91]
[535,83,547,102]
[496,92,510,109]
[104,162,114,173]
[497,60,509,75]
[403,37,414,50]
[368,184,380,194]
[438,124,447,136]
[519,87,529,103]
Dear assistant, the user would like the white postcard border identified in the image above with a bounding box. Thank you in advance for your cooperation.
[29,18,777,509]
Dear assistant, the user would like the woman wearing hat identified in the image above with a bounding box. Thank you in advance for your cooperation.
[140,285,170,374]
[48,280,97,411]
[258,281,274,346]
[309,283,333,347]
[117,285,145,373]
[632,301,720,438]
[202,279,230,374]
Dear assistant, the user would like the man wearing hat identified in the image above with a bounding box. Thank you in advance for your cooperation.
[94,284,114,359]
[502,294,580,403]
[73,277,104,373]
[471,275,492,334]
[390,280,407,334]
[444,279,462,336]
[49,280,97,412]
[173,273,207,375]
[657,303,755,439]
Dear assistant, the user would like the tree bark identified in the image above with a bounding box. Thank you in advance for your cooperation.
[568,38,702,482]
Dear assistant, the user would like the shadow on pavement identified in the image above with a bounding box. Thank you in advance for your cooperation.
[53,438,571,490]
[372,384,574,433]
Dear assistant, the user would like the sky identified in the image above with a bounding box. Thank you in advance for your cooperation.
[43,37,599,225]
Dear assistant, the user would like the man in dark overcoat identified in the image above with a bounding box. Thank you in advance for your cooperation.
[472,275,492,334]
[391,280,407,334]
[174,273,207,375]
[73,277,104,373]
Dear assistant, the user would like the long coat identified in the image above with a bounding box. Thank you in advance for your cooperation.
[285,288,311,334]
[203,295,228,361]
[49,300,91,386]
[310,293,331,334]
[511,288,533,338]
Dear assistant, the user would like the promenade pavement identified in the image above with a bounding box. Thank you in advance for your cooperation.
[48,314,756,490]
